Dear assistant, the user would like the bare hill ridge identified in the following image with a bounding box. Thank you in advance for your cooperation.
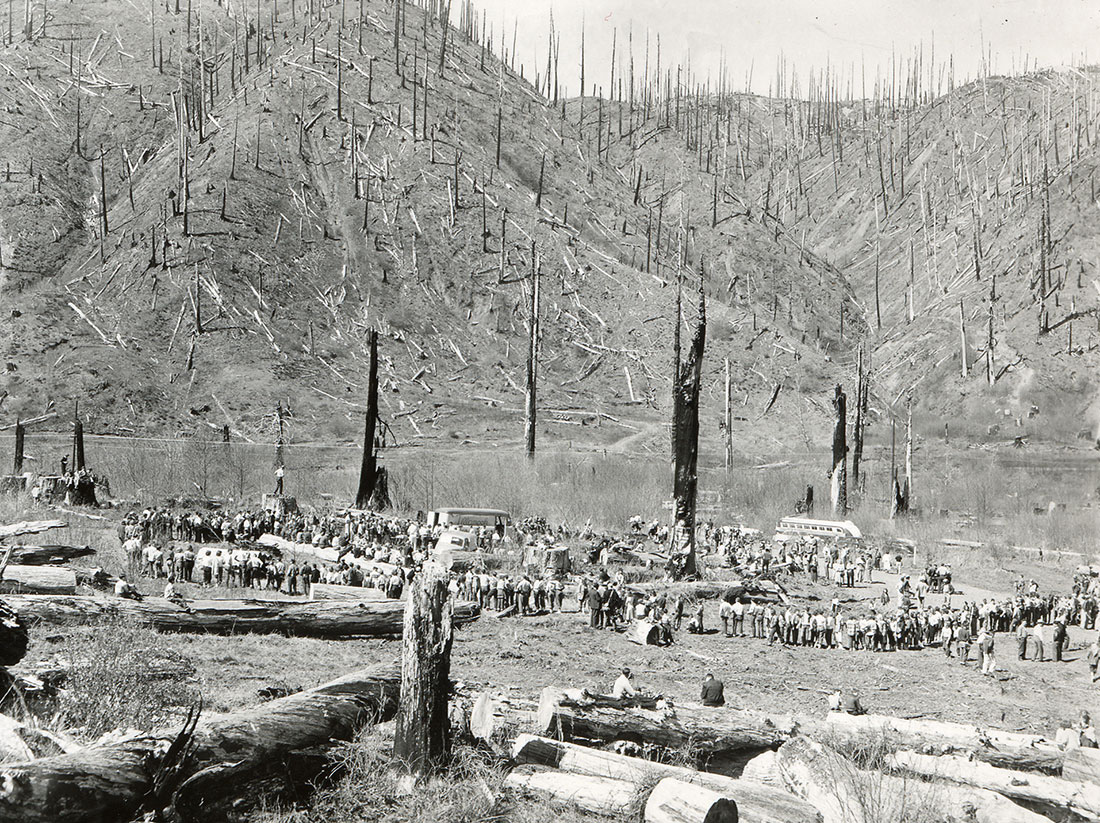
[0,0,1095,456]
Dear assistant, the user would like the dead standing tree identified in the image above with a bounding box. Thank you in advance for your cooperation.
[393,563,454,778]
[13,419,25,474]
[669,266,706,580]
[523,246,540,460]
[829,384,847,516]
[355,329,388,509]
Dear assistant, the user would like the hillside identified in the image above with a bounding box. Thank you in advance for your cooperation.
[0,0,1095,460]
[0,0,866,458]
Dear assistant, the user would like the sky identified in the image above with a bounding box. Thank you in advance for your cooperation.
[464,0,1100,98]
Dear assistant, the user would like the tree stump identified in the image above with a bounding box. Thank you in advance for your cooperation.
[393,563,454,776]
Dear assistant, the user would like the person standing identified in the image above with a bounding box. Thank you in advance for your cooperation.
[719,599,732,637]
[979,629,997,675]
[732,599,746,637]
[1052,620,1067,662]
[587,584,602,629]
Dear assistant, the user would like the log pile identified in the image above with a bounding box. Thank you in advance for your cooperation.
[520,684,1089,823]
[512,734,821,823]
[4,594,481,638]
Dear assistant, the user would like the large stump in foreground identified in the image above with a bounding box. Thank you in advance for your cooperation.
[393,563,454,776]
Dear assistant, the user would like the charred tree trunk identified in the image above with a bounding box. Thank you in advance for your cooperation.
[829,385,847,516]
[393,564,454,776]
[355,329,380,509]
[523,250,540,460]
[5,545,95,565]
[13,419,24,474]
[723,358,732,473]
[670,266,706,579]
[72,411,85,473]
[851,349,867,494]
[902,396,913,513]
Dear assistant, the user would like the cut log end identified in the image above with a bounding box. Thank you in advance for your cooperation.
[646,777,739,823]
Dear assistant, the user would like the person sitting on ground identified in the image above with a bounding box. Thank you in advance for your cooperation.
[701,672,725,707]
[164,580,187,605]
[114,574,142,601]
[612,667,637,699]
[828,690,864,715]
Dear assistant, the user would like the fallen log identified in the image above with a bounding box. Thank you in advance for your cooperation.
[504,764,638,816]
[1064,747,1100,787]
[5,595,480,637]
[823,712,1064,773]
[4,545,95,566]
[625,578,786,605]
[0,521,67,539]
[646,777,738,823]
[0,663,401,823]
[538,687,793,755]
[0,567,77,595]
[887,750,1100,820]
[309,582,391,601]
[774,736,1047,823]
[512,734,821,823]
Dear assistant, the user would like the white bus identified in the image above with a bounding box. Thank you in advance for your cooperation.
[775,516,862,541]
[426,508,512,540]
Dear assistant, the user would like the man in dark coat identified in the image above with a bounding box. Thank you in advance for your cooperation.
[700,673,725,707]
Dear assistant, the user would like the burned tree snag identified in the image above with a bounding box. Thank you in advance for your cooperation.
[355,329,380,509]
[903,396,913,513]
[72,406,86,473]
[851,348,867,494]
[13,419,25,474]
[829,384,847,516]
[524,246,540,460]
[393,563,454,777]
[723,357,732,473]
[670,265,706,580]
[959,299,969,378]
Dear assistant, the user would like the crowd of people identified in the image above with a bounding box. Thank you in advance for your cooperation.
[118,506,435,596]
[109,497,1100,686]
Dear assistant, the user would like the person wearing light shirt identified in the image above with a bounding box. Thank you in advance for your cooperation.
[612,667,637,699]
